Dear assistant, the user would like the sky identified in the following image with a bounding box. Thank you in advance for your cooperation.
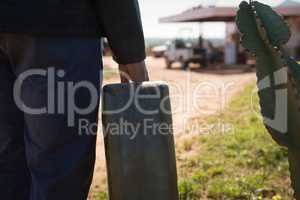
[138,0,293,38]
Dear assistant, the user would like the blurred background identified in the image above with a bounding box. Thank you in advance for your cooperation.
[103,0,300,69]
[92,1,300,199]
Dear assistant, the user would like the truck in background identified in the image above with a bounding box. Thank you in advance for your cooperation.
[164,39,207,69]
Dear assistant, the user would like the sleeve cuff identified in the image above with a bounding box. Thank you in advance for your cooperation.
[113,52,146,65]
[110,37,146,65]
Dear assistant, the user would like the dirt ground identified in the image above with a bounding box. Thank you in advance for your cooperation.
[90,57,256,196]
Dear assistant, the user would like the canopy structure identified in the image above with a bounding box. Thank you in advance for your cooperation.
[159,0,300,23]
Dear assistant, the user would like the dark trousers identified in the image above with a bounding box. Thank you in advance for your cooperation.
[0,34,102,200]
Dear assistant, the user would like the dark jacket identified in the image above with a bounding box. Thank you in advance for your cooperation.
[0,0,146,64]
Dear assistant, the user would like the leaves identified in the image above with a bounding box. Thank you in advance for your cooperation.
[236,1,300,198]
[236,1,264,55]
[236,1,289,146]
[252,1,291,47]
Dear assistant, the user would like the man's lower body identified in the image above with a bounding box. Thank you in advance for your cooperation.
[0,34,102,200]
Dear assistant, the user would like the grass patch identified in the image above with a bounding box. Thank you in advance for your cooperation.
[178,84,292,199]
[103,67,118,79]
[94,192,109,200]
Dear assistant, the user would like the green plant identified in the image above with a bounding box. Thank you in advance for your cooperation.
[178,180,198,200]
[176,84,290,199]
[236,1,300,198]
[95,191,109,200]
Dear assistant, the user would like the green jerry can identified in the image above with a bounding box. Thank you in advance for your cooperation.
[102,81,179,200]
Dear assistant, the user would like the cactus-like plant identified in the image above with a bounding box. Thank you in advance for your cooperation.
[236,1,300,198]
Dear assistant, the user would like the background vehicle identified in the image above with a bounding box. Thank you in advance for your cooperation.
[164,39,207,69]
[151,45,167,58]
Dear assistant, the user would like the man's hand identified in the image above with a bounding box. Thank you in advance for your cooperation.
[119,61,149,83]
